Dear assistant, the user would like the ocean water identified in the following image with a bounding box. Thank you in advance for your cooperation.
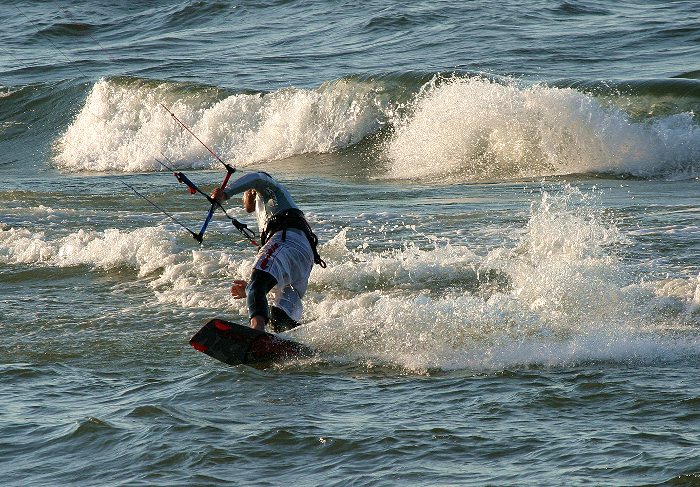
[1,1,699,485]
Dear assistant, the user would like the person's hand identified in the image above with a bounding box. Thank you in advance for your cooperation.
[230,280,247,299]
[211,187,226,203]
[242,189,256,213]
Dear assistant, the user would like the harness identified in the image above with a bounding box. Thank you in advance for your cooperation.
[260,208,327,268]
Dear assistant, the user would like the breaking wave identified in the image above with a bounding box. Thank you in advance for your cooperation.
[296,187,700,371]
[3,187,698,372]
[54,76,396,172]
[51,73,700,181]
[387,76,700,181]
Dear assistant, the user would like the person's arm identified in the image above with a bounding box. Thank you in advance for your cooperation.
[222,172,276,199]
[211,172,274,204]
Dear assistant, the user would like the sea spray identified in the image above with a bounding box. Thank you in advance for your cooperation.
[2,183,697,371]
[53,75,700,180]
[296,186,697,371]
[55,77,392,172]
[387,76,700,181]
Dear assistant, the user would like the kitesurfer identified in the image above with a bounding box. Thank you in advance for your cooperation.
[211,172,325,333]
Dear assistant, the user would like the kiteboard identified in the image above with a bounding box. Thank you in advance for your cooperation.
[190,318,314,366]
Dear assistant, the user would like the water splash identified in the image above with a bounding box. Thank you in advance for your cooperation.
[54,77,392,172]
[2,187,697,371]
[54,75,700,180]
[296,187,699,371]
[387,76,700,181]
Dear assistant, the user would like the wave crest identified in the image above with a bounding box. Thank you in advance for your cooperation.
[54,77,391,172]
[54,74,700,181]
[387,76,700,181]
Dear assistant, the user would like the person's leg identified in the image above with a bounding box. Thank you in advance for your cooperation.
[245,269,277,331]
[269,305,302,333]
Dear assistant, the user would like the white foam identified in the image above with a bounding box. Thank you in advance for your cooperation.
[0,222,253,310]
[55,78,390,172]
[387,76,700,181]
[55,76,700,180]
[692,273,700,314]
[312,228,481,293]
[636,273,700,318]
[293,186,699,371]
[149,248,252,309]
[3,188,697,371]
[54,227,177,276]
[0,225,177,272]
[0,227,55,264]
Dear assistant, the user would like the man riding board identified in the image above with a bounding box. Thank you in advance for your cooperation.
[211,171,325,333]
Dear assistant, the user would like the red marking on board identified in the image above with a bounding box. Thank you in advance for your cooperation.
[214,320,232,331]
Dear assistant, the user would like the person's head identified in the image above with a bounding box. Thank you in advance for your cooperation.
[242,189,256,213]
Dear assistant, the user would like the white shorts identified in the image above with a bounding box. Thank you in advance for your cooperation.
[253,229,314,322]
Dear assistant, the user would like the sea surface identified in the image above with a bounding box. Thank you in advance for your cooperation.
[1,1,699,485]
